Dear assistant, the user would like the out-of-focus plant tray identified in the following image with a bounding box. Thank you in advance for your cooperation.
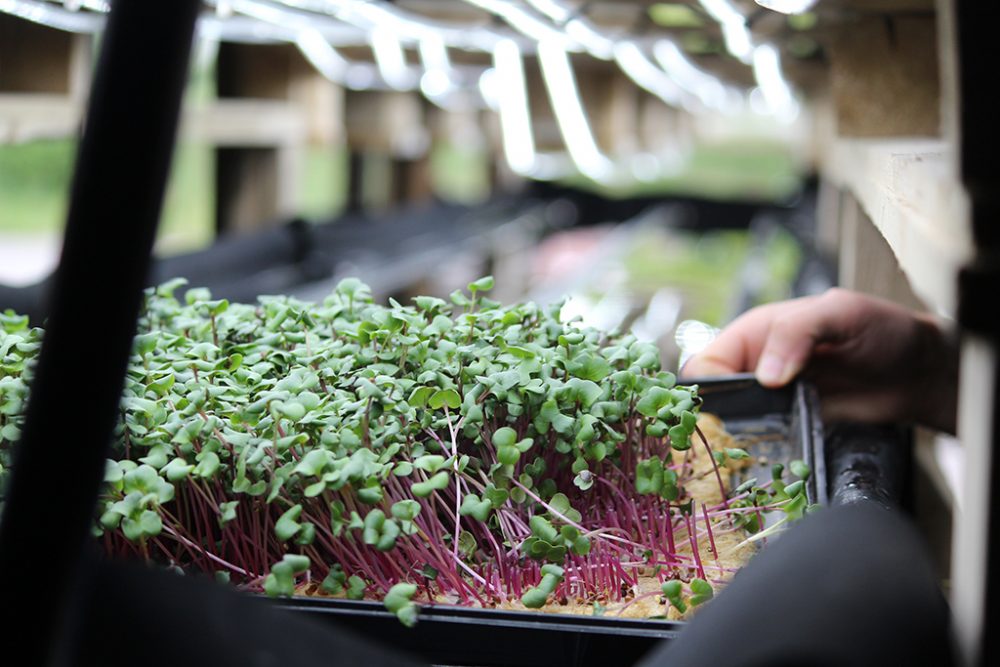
[263,375,826,667]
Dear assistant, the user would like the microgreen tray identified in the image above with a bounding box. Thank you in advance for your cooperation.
[265,375,826,667]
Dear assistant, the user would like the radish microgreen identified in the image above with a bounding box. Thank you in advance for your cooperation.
[0,278,817,625]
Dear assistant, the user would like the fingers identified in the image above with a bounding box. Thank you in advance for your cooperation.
[679,303,782,380]
[681,289,864,387]
[754,289,867,386]
[679,289,958,431]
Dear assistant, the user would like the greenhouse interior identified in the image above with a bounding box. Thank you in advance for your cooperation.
[0,1,996,666]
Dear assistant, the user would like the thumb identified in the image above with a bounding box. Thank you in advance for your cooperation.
[753,295,846,386]
[680,354,741,379]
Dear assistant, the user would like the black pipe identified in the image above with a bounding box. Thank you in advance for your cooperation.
[0,0,200,662]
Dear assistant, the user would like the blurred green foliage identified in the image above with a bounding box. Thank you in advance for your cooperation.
[563,141,803,204]
[0,139,74,234]
[0,138,489,251]
[623,224,801,327]
[0,138,215,255]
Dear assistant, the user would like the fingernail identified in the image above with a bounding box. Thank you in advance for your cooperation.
[755,355,785,385]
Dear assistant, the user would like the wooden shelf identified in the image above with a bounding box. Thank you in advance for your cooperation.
[0,93,81,143]
[0,94,305,147]
[181,100,305,147]
[822,138,972,317]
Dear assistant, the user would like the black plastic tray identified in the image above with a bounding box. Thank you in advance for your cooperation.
[265,375,826,667]
[692,373,827,508]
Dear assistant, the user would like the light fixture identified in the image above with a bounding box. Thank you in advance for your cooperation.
[719,21,754,64]
[613,41,684,108]
[537,38,614,183]
[753,0,818,15]
[653,39,732,110]
[696,0,753,63]
[523,0,571,24]
[295,27,349,83]
[418,34,455,102]
[464,0,577,49]
[564,18,615,60]
[0,0,102,32]
[63,0,109,11]
[371,26,416,90]
[751,43,799,120]
[490,39,537,177]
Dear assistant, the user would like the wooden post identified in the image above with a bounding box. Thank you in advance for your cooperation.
[391,156,433,206]
[0,14,93,144]
[344,89,430,212]
[579,65,638,158]
[215,147,282,234]
[525,58,560,152]
[638,92,693,167]
[346,149,366,214]
[215,42,304,234]
[831,181,957,589]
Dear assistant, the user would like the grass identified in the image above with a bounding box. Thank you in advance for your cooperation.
[299,145,349,222]
[156,142,215,253]
[0,137,490,250]
[561,140,804,204]
[431,142,491,204]
[0,140,74,235]
[0,138,215,254]
[622,224,802,327]
[1,122,802,265]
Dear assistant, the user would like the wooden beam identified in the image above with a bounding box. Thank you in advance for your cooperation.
[826,14,940,137]
[0,95,310,146]
[637,92,693,162]
[0,94,81,143]
[289,72,345,146]
[821,138,971,316]
[217,42,297,100]
[343,90,431,211]
[0,16,93,143]
[524,61,561,152]
[182,100,306,147]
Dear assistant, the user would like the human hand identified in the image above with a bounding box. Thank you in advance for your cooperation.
[680,288,959,433]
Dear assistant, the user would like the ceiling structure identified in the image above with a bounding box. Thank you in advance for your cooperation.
[2,0,940,184]
[2,1,936,101]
